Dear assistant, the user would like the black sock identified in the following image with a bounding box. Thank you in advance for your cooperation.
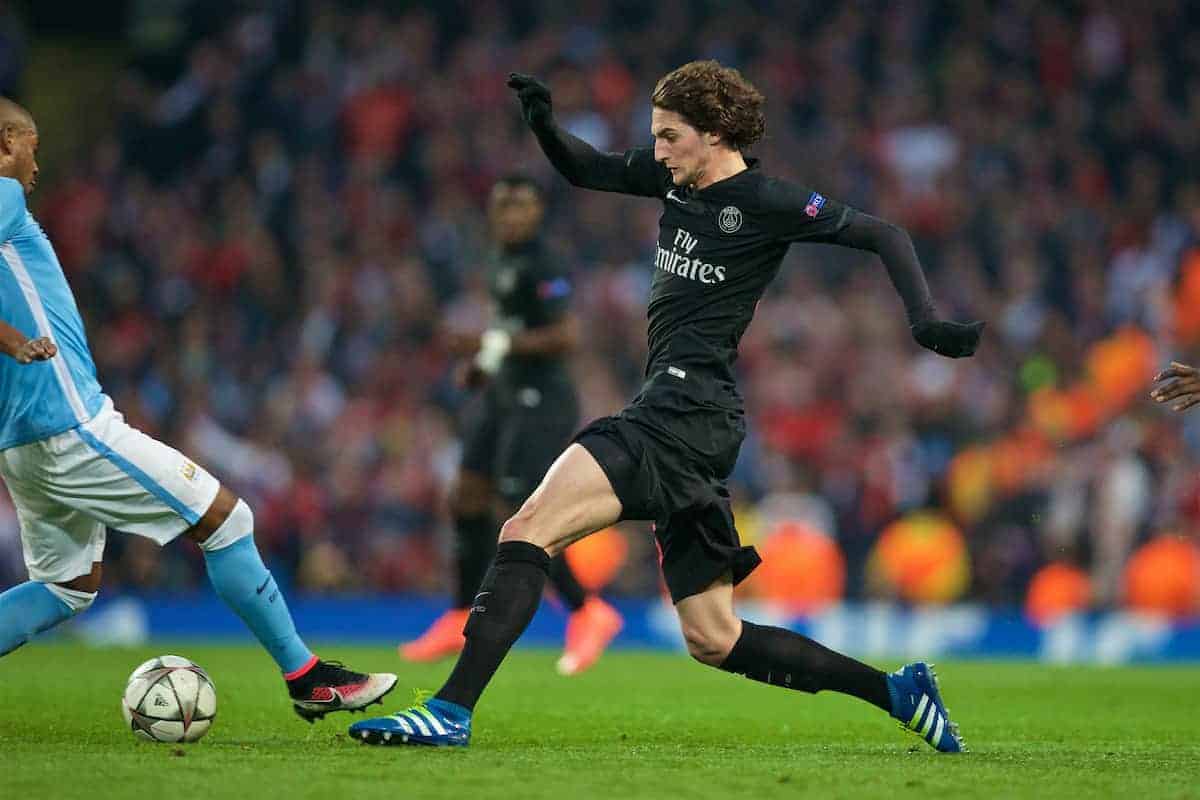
[435,540,550,711]
[548,554,587,612]
[453,512,497,609]
[719,621,892,712]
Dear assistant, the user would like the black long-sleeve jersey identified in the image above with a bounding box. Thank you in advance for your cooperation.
[530,123,935,468]
[619,148,854,397]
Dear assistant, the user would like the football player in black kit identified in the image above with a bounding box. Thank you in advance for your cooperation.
[400,176,622,676]
[353,61,982,752]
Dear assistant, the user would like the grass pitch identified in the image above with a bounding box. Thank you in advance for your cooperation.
[1,644,1197,799]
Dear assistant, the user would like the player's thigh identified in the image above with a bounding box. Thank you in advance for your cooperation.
[37,402,220,545]
[674,572,742,664]
[0,460,106,585]
[500,443,622,554]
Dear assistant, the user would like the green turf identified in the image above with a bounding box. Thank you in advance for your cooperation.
[1,644,1197,799]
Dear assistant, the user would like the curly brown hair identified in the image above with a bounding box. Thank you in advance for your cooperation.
[650,60,766,151]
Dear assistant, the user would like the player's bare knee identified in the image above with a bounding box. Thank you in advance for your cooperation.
[498,508,536,545]
[186,486,239,544]
[195,497,255,552]
[498,503,559,554]
[681,621,738,666]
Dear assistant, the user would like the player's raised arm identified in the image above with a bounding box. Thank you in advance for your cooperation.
[507,73,663,197]
[763,179,982,359]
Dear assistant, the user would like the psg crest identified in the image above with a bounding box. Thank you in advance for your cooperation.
[718,205,743,234]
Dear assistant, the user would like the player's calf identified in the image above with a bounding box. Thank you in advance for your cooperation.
[194,491,398,718]
[195,494,316,673]
[680,615,740,666]
[0,580,94,656]
[676,586,741,666]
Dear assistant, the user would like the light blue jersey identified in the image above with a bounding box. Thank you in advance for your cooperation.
[0,177,104,450]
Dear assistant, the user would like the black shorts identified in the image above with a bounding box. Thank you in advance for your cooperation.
[575,413,760,604]
[461,376,579,505]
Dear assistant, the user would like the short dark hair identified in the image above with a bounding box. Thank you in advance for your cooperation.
[650,61,765,151]
[493,173,544,199]
[0,97,34,132]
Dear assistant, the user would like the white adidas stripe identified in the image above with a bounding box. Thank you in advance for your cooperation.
[0,243,89,423]
[415,707,447,736]
[406,712,431,737]
[909,694,929,728]
[920,706,937,739]
[930,714,945,747]
[391,714,414,734]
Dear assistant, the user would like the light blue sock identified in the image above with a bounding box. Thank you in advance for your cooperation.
[0,582,74,656]
[203,536,314,674]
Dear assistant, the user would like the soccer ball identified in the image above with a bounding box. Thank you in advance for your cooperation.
[121,655,217,743]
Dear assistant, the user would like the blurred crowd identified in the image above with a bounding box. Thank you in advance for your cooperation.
[2,0,1200,615]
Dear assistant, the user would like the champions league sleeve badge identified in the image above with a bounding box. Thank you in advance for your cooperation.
[804,192,826,218]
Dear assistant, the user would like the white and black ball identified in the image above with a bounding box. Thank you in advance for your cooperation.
[121,655,216,743]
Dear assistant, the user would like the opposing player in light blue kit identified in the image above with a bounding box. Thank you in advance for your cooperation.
[0,98,396,721]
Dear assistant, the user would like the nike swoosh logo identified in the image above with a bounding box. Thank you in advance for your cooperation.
[256,577,271,595]
[666,189,688,205]
[301,689,344,707]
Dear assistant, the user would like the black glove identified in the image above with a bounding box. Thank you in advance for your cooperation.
[507,72,553,127]
[910,319,985,358]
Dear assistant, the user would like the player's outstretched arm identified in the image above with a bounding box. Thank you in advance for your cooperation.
[1151,362,1200,412]
[0,319,56,364]
[832,212,984,359]
[507,73,660,196]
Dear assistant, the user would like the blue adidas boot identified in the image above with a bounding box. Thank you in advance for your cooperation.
[887,662,966,753]
[349,696,471,747]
